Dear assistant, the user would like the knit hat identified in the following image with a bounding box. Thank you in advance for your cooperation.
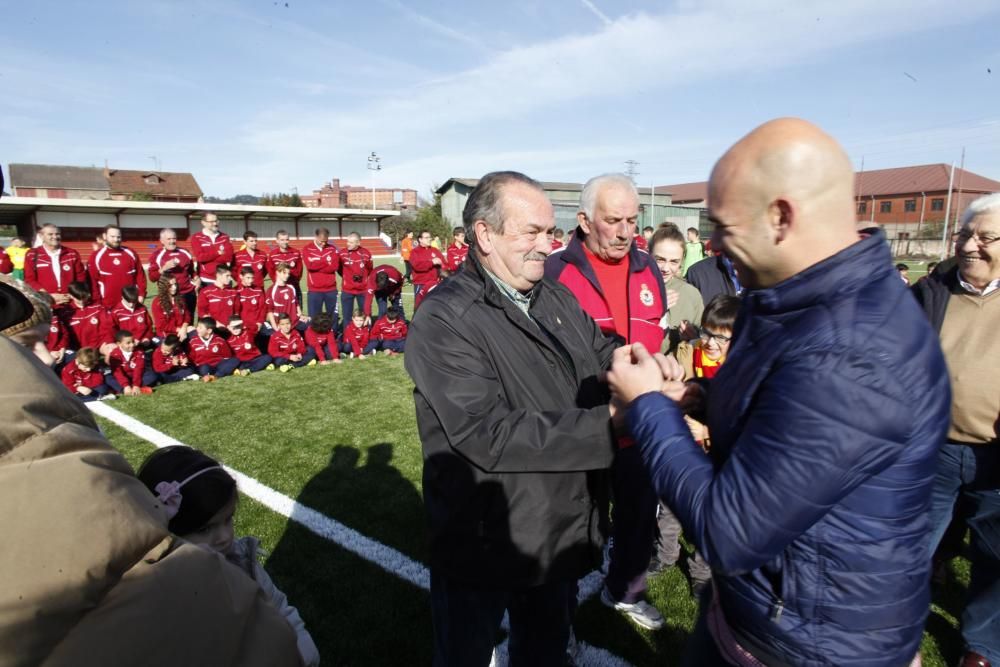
[0,275,52,337]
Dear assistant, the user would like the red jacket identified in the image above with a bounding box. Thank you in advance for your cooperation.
[88,245,146,308]
[445,243,469,272]
[151,297,191,337]
[111,302,153,342]
[189,231,235,284]
[414,281,441,311]
[0,249,11,274]
[148,247,196,295]
[544,234,666,352]
[268,330,306,358]
[363,265,403,315]
[152,346,190,373]
[233,248,268,289]
[266,247,303,282]
[198,285,239,324]
[46,314,70,352]
[24,246,86,296]
[61,359,105,392]
[68,304,114,350]
[188,334,233,367]
[341,322,370,357]
[550,239,564,250]
[265,284,300,322]
[237,286,267,332]
[409,246,445,286]
[338,247,373,295]
[305,327,337,361]
[302,242,340,292]
[371,315,408,341]
[228,329,264,362]
[109,347,146,388]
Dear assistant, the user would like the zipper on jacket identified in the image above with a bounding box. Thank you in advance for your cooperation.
[770,598,784,622]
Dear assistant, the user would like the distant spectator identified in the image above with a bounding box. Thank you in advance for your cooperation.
[551,227,565,250]
[409,230,445,305]
[650,223,703,354]
[445,226,469,272]
[400,230,414,282]
[682,226,705,275]
[5,237,27,280]
[0,244,11,274]
[189,212,235,289]
[896,262,911,285]
[684,251,741,305]
[642,225,654,245]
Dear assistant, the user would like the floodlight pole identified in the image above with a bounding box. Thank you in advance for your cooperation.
[367,152,382,210]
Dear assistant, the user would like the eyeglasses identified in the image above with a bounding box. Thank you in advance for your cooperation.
[700,330,731,344]
[955,230,1000,247]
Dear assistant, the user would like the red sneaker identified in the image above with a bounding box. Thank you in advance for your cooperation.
[139,387,154,395]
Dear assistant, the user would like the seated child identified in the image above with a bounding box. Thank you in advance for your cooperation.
[227,315,272,376]
[339,309,371,359]
[106,330,155,396]
[187,317,239,382]
[267,313,315,371]
[66,281,115,358]
[59,346,113,402]
[111,285,154,350]
[304,313,340,365]
[150,334,197,384]
[363,306,407,357]
[46,297,70,369]
[136,446,320,667]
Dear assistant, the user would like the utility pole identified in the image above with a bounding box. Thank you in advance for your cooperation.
[367,152,382,210]
[624,160,639,184]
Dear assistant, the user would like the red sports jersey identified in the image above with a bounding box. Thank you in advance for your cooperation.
[190,231,235,284]
[237,286,267,332]
[151,346,190,373]
[305,327,337,361]
[67,304,114,350]
[198,285,239,324]
[371,315,408,341]
[338,246,373,295]
[151,297,191,337]
[633,234,648,251]
[409,246,445,286]
[0,249,11,274]
[109,347,146,388]
[233,248,268,289]
[414,280,441,311]
[46,314,70,352]
[302,241,340,292]
[188,334,233,367]
[268,329,306,358]
[342,322,370,357]
[362,265,403,315]
[550,239,564,250]
[445,243,469,272]
[88,245,147,308]
[111,302,153,342]
[265,283,299,322]
[148,247,196,295]
[24,246,86,296]
[228,329,264,362]
[266,247,303,282]
[61,359,105,392]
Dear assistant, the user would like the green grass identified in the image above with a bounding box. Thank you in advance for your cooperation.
[96,356,971,666]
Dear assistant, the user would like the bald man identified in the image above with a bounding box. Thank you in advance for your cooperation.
[606,118,951,667]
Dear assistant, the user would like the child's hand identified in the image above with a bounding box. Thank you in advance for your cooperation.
[78,386,92,396]
[290,354,302,362]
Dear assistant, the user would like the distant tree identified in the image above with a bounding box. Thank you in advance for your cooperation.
[128,192,154,201]
[259,192,304,207]
[411,187,450,243]
[205,194,260,205]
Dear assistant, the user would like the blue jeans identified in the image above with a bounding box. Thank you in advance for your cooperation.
[340,292,365,324]
[239,354,273,373]
[197,358,240,378]
[927,443,1000,663]
[429,569,573,667]
[376,293,404,320]
[307,290,339,321]
[363,339,405,355]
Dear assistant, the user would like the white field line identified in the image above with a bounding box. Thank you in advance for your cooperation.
[89,401,634,667]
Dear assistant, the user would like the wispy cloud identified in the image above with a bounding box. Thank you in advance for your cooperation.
[579,0,612,26]
[379,0,489,51]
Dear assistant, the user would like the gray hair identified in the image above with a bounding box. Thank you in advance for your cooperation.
[961,192,1000,227]
[462,171,544,249]
[347,231,361,240]
[579,173,638,221]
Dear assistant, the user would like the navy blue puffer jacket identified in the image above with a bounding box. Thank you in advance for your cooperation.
[629,231,951,666]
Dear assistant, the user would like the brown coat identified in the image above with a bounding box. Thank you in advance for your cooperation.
[0,336,301,667]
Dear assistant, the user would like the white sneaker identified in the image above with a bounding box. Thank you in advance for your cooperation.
[97,394,117,401]
[600,586,664,630]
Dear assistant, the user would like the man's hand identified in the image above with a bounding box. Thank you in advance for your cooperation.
[606,343,668,404]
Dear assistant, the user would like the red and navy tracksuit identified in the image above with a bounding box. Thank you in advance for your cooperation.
[364,316,407,355]
[267,329,314,367]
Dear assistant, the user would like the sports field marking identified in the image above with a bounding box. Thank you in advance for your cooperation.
[88,401,634,667]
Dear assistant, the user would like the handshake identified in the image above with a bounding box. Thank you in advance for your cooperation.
[605,343,704,426]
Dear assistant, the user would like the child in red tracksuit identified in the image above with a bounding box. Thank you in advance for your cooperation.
[363,306,407,356]
[198,265,238,334]
[236,267,267,334]
[227,315,272,375]
[46,309,70,368]
[339,310,371,359]
[60,347,113,402]
[111,285,154,350]
[304,313,340,365]
[187,317,240,381]
[267,313,315,371]
[150,334,197,384]
[106,330,154,396]
[66,281,115,357]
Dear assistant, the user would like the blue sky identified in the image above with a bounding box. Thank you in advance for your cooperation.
[3,0,1000,198]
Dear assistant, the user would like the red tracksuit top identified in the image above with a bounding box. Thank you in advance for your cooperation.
[233,248,268,289]
[68,304,114,350]
[189,231,235,284]
[237,286,267,331]
[265,283,299,322]
[88,245,147,308]
[342,322,370,357]
[445,243,469,272]
[188,334,233,367]
[24,246,86,296]
[148,247,196,294]
[409,246,445,286]
[266,247,303,282]
[302,242,340,292]
[0,250,11,274]
[268,330,306,358]
[305,327,337,361]
[111,302,153,342]
[46,314,70,352]
[371,316,408,341]
[152,297,191,337]
[152,346,190,373]
[61,360,105,392]
[338,247,373,295]
[363,265,403,315]
[228,329,263,362]
[109,347,146,388]
[198,285,239,324]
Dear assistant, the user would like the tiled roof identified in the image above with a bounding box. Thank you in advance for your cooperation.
[854,164,1000,196]
[9,163,108,190]
[107,169,203,198]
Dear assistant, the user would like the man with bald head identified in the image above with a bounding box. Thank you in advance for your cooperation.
[606,118,951,666]
[149,228,196,315]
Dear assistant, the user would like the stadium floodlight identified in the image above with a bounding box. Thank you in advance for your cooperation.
[367,152,382,210]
